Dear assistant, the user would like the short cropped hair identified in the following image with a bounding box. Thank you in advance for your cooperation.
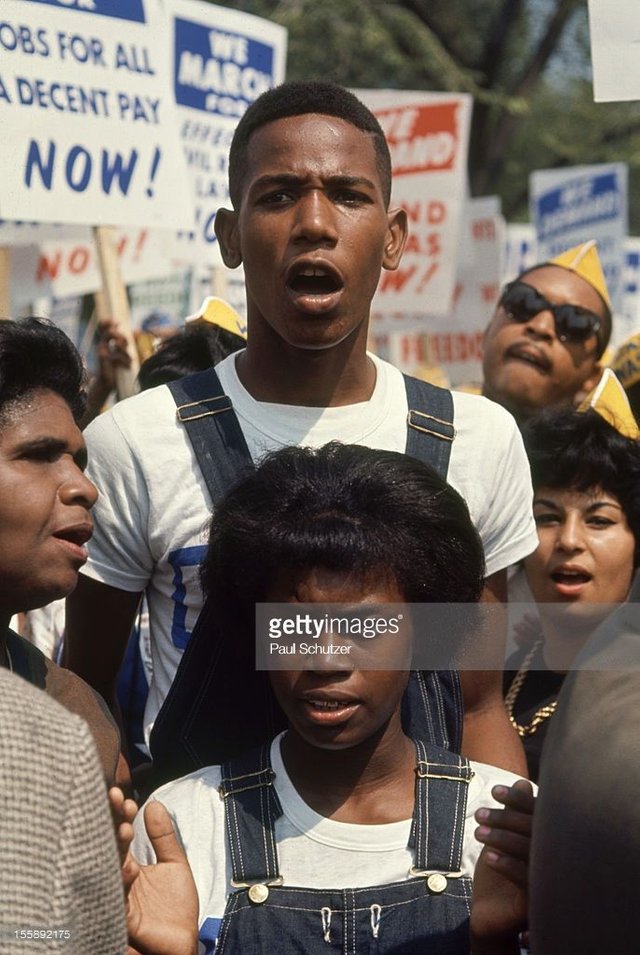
[201,443,485,633]
[0,317,86,425]
[523,408,640,565]
[137,325,245,391]
[517,262,612,357]
[228,81,392,208]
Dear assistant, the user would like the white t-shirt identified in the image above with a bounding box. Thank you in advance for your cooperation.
[83,352,537,740]
[132,733,527,953]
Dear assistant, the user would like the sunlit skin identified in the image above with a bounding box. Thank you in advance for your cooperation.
[524,485,636,670]
[215,114,407,407]
[0,390,97,631]
[267,566,416,823]
[482,266,605,423]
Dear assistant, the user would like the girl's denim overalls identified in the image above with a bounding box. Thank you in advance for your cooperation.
[214,739,474,954]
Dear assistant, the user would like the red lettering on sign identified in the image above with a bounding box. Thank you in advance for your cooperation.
[376,102,460,176]
[36,251,62,282]
[379,265,417,292]
[68,247,89,275]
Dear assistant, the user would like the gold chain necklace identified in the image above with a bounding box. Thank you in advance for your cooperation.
[505,638,558,737]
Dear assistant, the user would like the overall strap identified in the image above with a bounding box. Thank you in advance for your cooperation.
[403,374,455,479]
[219,743,283,886]
[401,669,463,753]
[167,367,254,505]
[410,740,473,875]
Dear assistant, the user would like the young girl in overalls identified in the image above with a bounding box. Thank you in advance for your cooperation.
[130,444,533,954]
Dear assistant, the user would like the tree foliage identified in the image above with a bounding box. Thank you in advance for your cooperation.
[219,0,640,229]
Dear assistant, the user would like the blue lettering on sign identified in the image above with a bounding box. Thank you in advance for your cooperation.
[24,0,146,23]
[199,917,222,954]
[534,172,621,242]
[174,17,274,117]
[168,544,207,650]
[625,251,640,295]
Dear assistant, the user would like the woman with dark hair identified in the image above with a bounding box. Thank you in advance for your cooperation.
[504,407,640,781]
[0,317,122,784]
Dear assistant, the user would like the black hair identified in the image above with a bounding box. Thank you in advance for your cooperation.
[523,407,640,565]
[201,443,485,640]
[0,317,86,424]
[228,81,392,208]
[137,324,245,391]
[516,262,612,358]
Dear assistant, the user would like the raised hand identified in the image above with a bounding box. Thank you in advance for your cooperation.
[108,788,199,955]
[470,779,535,952]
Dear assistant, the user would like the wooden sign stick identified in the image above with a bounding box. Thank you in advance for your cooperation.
[93,225,139,399]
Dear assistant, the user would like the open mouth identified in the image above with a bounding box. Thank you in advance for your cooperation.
[549,568,592,597]
[551,570,591,586]
[54,526,92,547]
[288,268,342,295]
[285,263,344,313]
[302,696,360,723]
[52,524,92,562]
[504,344,551,373]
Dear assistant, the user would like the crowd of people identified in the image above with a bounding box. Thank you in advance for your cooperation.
[2,81,639,954]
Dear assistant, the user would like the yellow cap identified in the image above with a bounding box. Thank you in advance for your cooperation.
[611,332,640,390]
[186,296,247,338]
[577,367,640,439]
[549,240,611,310]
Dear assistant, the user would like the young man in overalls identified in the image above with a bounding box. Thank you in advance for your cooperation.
[68,82,537,775]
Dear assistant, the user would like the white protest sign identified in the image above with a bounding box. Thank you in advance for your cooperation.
[356,90,472,317]
[0,0,193,228]
[168,0,287,263]
[618,237,640,347]
[504,223,537,282]
[10,227,175,308]
[530,163,628,312]
[588,0,640,103]
[428,197,504,386]
[0,221,87,244]
[370,197,503,385]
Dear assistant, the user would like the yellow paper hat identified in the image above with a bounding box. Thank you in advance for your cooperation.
[577,367,640,439]
[549,240,611,310]
[186,296,247,338]
[611,331,640,390]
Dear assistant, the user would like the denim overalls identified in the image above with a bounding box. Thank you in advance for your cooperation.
[214,740,474,954]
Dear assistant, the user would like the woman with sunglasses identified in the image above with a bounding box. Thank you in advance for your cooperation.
[503,405,640,782]
[482,241,611,427]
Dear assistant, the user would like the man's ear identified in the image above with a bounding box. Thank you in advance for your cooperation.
[382,207,408,270]
[215,208,242,269]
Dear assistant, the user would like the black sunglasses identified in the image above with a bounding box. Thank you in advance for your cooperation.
[499,280,602,346]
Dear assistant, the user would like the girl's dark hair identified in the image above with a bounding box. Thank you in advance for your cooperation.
[0,317,86,423]
[523,407,640,564]
[201,442,485,635]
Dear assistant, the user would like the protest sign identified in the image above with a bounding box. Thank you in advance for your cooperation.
[530,163,627,313]
[504,222,537,281]
[370,197,503,385]
[588,0,640,103]
[168,0,287,263]
[10,227,174,308]
[356,89,472,317]
[0,0,193,228]
[129,270,192,332]
[618,237,640,348]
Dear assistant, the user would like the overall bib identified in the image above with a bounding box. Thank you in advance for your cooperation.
[215,740,474,954]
